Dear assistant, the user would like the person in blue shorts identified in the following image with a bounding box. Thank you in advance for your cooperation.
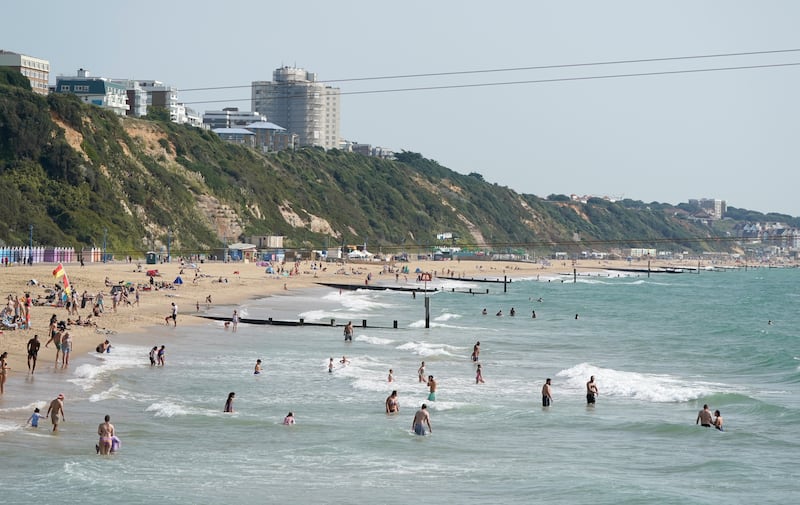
[412,404,431,435]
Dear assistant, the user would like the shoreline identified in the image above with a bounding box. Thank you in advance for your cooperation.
[0,256,783,406]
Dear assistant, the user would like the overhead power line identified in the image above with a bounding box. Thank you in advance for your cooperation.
[181,61,800,105]
[178,48,800,92]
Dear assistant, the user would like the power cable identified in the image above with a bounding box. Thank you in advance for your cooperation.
[179,48,800,92]
[180,61,800,105]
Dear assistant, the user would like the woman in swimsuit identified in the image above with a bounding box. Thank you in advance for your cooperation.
[224,392,235,413]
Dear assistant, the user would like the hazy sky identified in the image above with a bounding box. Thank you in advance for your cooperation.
[5,1,800,216]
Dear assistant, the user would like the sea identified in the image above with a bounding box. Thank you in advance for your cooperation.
[1,265,798,504]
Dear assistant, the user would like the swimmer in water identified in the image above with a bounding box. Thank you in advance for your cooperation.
[254,359,262,374]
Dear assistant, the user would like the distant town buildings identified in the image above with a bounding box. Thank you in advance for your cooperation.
[55,69,129,115]
[688,198,726,220]
[0,50,50,95]
[203,107,266,129]
[251,67,341,150]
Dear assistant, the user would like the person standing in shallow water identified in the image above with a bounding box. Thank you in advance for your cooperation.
[586,376,598,404]
[412,404,432,435]
[542,378,553,407]
[224,392,235,413]
[696,404,713,427]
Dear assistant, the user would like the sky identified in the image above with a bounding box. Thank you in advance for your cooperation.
[4,1,800,216]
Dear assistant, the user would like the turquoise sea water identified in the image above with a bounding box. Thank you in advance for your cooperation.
[1,266,799,504]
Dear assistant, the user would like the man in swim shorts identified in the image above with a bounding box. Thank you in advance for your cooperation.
[27,334,41,374]
[428,375,437,401]
[696,404,713,427]
[97,414,115,455]
[542,378,553,407]
[46,394,65,432]
[586,375,598,404]
[412,404,432,435]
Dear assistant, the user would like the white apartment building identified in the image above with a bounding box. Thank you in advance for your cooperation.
[55,69,129,116]
[251,67,340,150]
[203,107,266,129]
[0,50,50,95]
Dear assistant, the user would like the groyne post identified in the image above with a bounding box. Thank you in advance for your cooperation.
[504,276,508,293]
[573,269,577,283]
[424,297,430,329]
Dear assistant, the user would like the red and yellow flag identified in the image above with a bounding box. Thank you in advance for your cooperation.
[52,263,71,296]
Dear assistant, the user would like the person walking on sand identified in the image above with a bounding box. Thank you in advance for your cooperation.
[412,404,432,436]
[475,364,485,384]
[60,331,72,367]
[696,404,713,427]
[46,394,65,432]
[165,302,177,327]
[542,378,553,407]
[586,375,598,405]
[27,334,41,374]
[97,415,115,455]
[427,375,437,401]
[224,392,235,413]
[386,390,400,414]
[45,324,62,364]
[157,345,166,366]
[418,361,427,383]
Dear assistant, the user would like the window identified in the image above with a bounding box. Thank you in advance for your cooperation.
[60,85,70,92]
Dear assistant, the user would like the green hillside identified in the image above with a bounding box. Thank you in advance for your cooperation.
[0,72,784,259]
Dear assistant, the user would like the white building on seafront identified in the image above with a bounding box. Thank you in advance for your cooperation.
[251,67,340,150]
[0,49,50,95]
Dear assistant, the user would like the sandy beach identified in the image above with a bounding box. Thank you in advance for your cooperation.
[0,255,725,382]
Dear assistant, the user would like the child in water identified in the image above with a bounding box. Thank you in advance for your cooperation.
[26,407,44,428]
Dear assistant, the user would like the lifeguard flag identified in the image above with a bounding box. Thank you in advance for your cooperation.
[53,263,71,296]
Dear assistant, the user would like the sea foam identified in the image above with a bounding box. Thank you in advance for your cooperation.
[556,362,721,403]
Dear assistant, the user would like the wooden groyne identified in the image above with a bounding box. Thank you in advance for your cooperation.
[198,314,401,329]
[315,282,436,293]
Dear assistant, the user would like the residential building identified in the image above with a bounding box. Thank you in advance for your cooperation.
[0,50,50,95]
[251,67,340,150]
[212,127,255,147]
[203,107,266,129]
[138,80,179,121]
[688,198,726,220]
[110,79,148,117]
[55,69,129,115]
[245,121,296,152]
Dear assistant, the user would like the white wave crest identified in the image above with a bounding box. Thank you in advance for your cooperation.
[395,341,462,358]
[145,401,190,418]
[556,362,720,403]
[355,335,394,345]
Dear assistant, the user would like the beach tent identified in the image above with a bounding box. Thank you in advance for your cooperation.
[173,276,183,285]
[265,266,274,274]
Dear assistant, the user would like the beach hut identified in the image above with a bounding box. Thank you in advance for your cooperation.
[146,251,158,264]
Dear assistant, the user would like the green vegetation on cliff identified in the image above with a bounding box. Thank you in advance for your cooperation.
[0,76,783,257]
